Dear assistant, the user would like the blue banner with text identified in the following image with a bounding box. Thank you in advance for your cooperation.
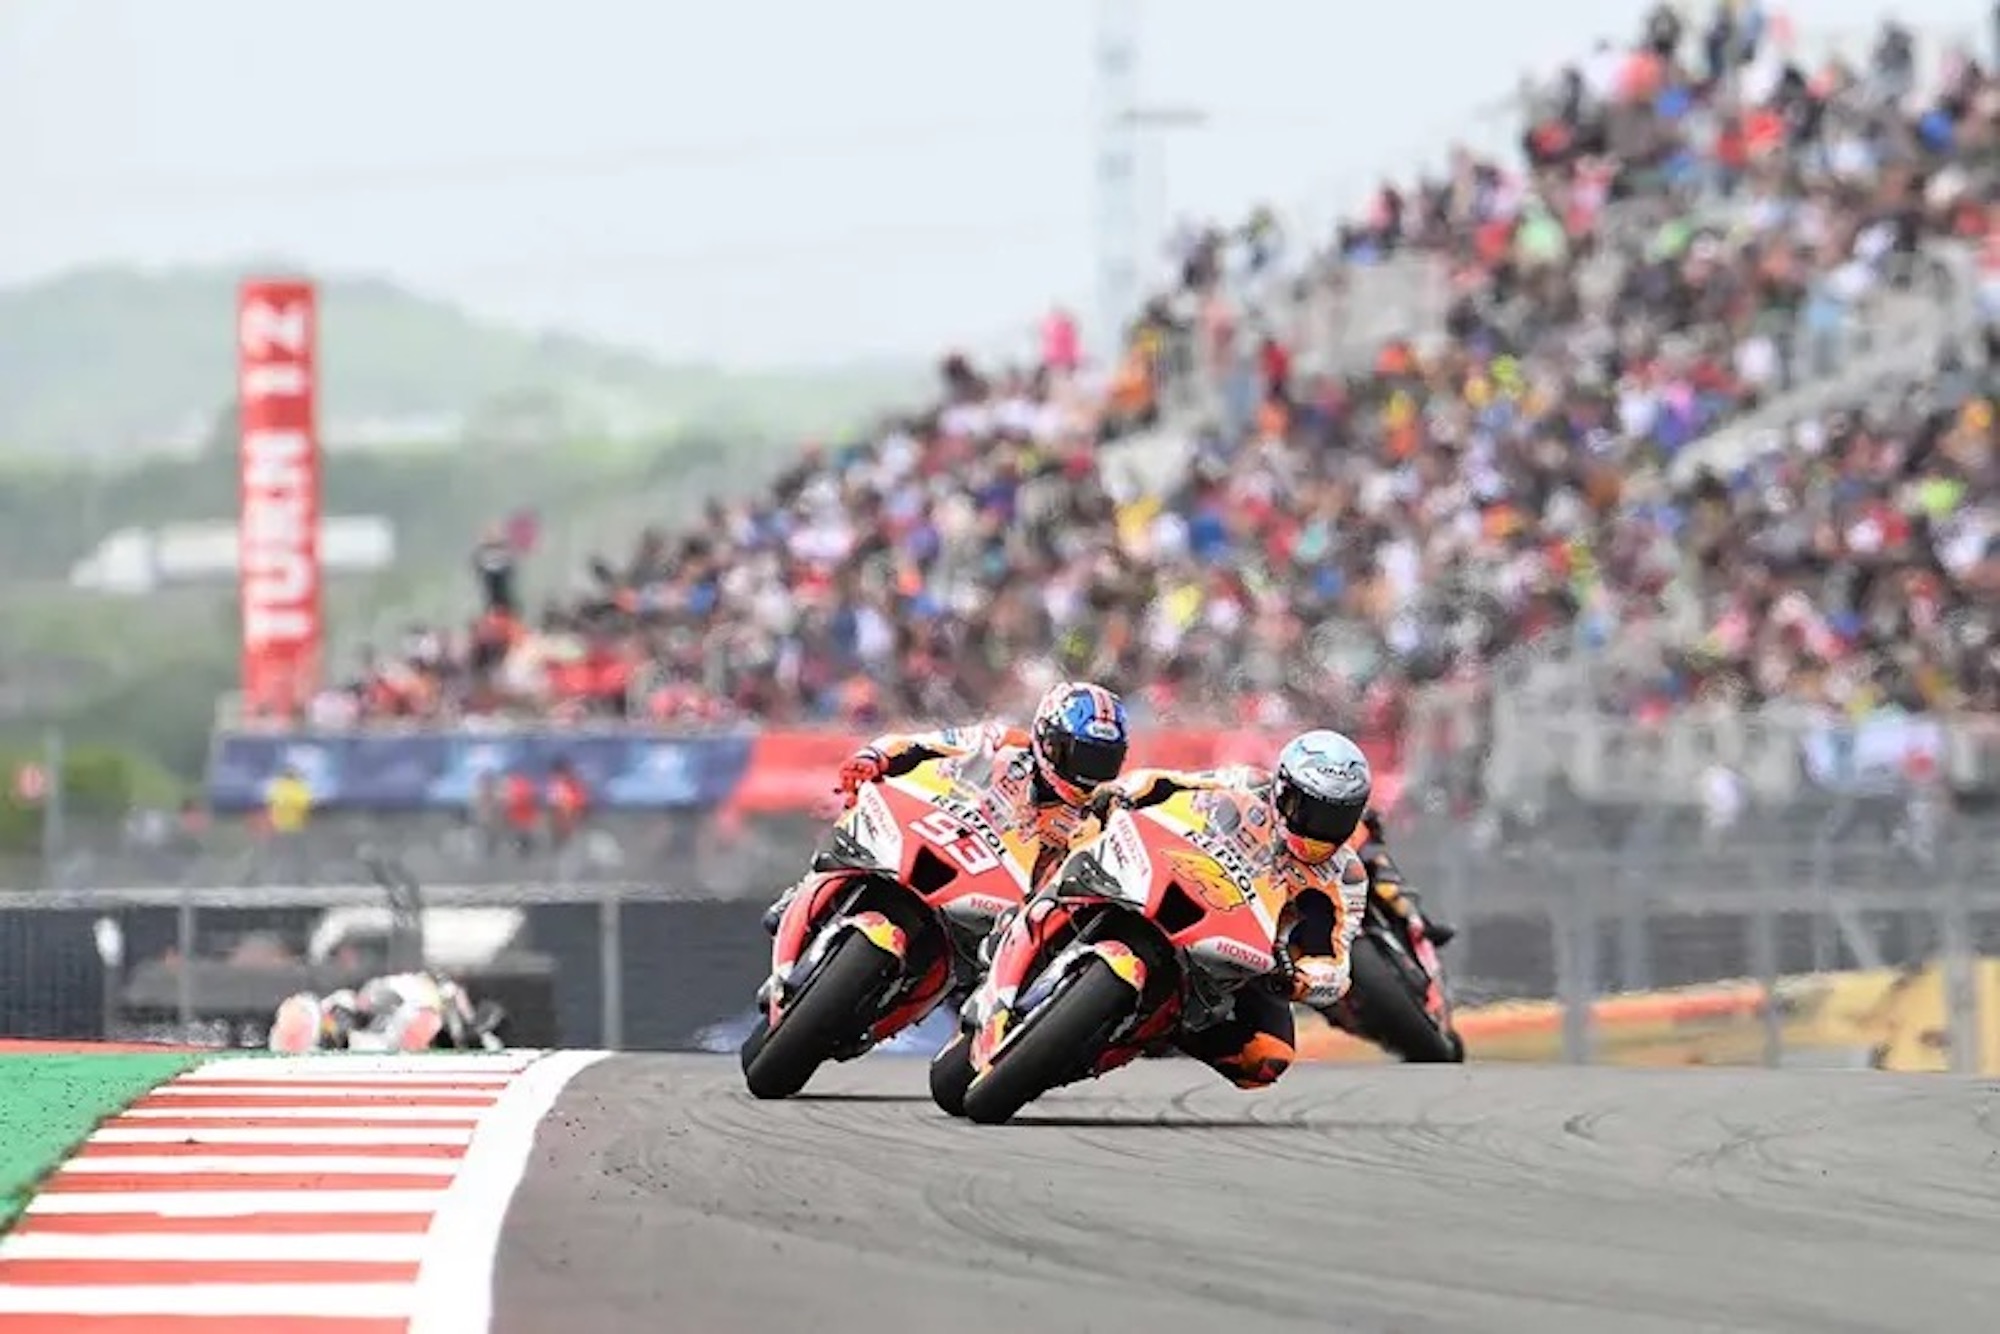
[206,729,756,813]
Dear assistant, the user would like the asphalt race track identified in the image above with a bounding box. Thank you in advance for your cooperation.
[495,1056,2000,1334]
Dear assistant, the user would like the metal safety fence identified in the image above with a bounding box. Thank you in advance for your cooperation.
[2,806,1996,1069]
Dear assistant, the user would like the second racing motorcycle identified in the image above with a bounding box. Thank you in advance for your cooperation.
[929,784,1283,1125]
[740,758,1034,1099]
[1328,879,1464,1063]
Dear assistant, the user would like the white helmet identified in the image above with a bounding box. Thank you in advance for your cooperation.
[1273,730,1372,863]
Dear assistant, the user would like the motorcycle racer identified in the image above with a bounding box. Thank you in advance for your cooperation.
[1355,806,1456,948]
[303,970,488,1052]
[1085,729,1374,1090]
[760,681,1134,936]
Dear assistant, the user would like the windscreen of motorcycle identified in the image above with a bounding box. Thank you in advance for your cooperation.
[1094,810,1157,905]
[845,782,907,869]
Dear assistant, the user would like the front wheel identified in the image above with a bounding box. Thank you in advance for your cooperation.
[929,1030,976,1118]
[962,958,1138,1126]
[741,931,899,1099]
[1346,934,1460,1064]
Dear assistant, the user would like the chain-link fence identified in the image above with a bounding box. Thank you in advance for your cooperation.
[1401,678,2000,810]
[4,801,1995,1067]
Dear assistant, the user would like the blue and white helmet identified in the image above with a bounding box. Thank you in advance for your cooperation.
[1273,729,1372,863]
[1030,681,1131,807]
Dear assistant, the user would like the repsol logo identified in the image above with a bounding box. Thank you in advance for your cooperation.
[1191,828,1259,891]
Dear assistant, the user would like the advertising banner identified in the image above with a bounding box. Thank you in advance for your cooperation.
[236,278,323,720]
[206,729,758,813]
[206,726,1400,814]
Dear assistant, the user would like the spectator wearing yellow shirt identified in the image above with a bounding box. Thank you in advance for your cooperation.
[260,766,314,886]
[265,766,312,833]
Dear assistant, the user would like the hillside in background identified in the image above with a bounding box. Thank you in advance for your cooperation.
[0,265,949,780]
[0,426,865,778]
[0,264,928,456]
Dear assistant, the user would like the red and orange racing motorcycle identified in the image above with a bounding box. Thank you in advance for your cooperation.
[740,761,1035,1099]
[929,785,1283,1125]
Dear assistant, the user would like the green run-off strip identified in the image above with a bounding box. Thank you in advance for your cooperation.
[0,1051,209,1231]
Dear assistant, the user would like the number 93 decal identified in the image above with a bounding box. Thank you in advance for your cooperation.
[909,808,1003,876]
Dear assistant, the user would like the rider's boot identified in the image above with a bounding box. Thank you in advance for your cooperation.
[761,875,811,937]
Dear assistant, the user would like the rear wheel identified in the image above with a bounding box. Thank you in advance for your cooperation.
[1347,934,1460,1063]
[962,958,1137,1126]
[741,931,899,1099]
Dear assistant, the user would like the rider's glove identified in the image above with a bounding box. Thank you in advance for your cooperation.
[1086,782,1132,822]
[835,747,889,802]
[1288,955,1349,1009]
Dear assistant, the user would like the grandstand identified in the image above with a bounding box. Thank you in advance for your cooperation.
[281,9,1995,791]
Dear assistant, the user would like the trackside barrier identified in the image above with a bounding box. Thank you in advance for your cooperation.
[1295,956,2000,1074]
[3,825,1994,1063]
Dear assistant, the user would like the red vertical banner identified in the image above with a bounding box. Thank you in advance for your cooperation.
[236,277,323,721]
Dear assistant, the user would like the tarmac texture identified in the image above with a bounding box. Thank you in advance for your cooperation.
[494,1055,2000,1334]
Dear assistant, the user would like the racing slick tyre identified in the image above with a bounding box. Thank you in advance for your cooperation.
[1347,934,1460,1064]
[739,1015,772,1073]
[961,958,1135,1126]
[929,1030,976,1117]
[741,930,899,1100]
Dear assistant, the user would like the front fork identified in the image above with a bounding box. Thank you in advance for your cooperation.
[760,872,909,1020]
[964,897,1151,1071]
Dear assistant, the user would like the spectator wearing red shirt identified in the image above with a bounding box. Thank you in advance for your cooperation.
[547,759,589,850]
[501,771,538,856]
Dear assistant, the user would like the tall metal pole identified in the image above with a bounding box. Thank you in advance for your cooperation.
[1093,0,1143,361]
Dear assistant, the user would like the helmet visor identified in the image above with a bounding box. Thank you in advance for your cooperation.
[1275,781,1363,847]
[1048,732,1127,787]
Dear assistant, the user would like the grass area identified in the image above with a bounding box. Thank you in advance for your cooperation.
[0,1051,208,1230]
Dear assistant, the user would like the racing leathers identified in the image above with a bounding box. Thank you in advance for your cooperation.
[1355,818,1455,948]
[1092,764,1370,1090]
[317,972,482,1053]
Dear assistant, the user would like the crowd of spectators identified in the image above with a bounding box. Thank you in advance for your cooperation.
[315,7,2000,738]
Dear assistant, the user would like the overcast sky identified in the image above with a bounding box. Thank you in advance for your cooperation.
[2,0,1983,366]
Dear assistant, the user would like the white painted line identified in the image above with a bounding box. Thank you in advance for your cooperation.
[58,1156,461,1177]
[26,1189,448,1216]
[199,1055,540,1077]
[0,1231,423,1262]
[408,1048,610,1334]
[185,1059,531,1076]
[90,1126,476,1146]
[120,1106,488,1122]
[0,1283,418,1317]
[153,1081,512,1097]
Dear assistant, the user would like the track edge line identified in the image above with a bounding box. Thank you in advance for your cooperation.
[405,1049,611,1334]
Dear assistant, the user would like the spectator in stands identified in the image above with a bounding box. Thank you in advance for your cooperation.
[264,765,311,836]
[468,769,507,859]
[258,764,313,885]
[546,758,589,850]
[501,769,539,856]
[472,523,519,615]
[313,10,1996,746]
